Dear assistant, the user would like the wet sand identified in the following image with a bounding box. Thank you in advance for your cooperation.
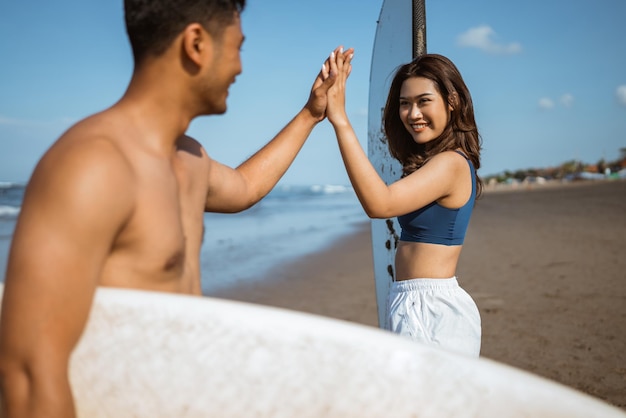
[211,179,626,409]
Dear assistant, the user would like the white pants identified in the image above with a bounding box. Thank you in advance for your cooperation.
[385,277,481,357]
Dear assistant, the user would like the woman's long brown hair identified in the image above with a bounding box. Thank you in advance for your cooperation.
[382,54,483,196]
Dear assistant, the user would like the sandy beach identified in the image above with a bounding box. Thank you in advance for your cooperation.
[212,179,626,410]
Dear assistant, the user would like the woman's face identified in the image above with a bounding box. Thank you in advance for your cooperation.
[398,76,451,145]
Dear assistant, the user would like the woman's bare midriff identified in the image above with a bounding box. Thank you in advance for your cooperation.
[394,240,463,281]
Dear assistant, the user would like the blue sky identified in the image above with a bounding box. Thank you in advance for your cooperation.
[1,0,625,185]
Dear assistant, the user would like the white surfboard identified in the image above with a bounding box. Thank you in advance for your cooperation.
[368,0,414,326]
[0,284,624,417]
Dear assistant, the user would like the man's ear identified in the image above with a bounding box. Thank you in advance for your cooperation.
[181,23,212,68]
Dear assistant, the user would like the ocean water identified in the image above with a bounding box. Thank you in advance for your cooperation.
[0,182,367,292]
[0,182,24,278]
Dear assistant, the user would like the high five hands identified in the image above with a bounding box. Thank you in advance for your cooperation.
[306,46,354,122]
[323,46,354,127]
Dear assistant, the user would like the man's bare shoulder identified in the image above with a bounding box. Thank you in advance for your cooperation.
[175,134,212,185]
[177,135,207,159]
[175,135,250,213]
[26,115,137,211]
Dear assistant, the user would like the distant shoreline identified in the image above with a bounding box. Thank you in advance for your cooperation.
[482,177,625,193]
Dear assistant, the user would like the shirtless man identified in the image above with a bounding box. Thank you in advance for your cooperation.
[0,0,345,416]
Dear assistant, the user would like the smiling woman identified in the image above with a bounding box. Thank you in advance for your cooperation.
[325,45,484,357]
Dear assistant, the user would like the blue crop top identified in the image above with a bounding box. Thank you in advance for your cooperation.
[397,151,476,246]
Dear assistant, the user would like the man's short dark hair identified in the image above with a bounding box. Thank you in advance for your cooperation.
[125,0,246,63]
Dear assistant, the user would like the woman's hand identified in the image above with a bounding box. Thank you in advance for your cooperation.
[324,46,354,127]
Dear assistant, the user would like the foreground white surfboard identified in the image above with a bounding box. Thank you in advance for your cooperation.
[0,284,623,417]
